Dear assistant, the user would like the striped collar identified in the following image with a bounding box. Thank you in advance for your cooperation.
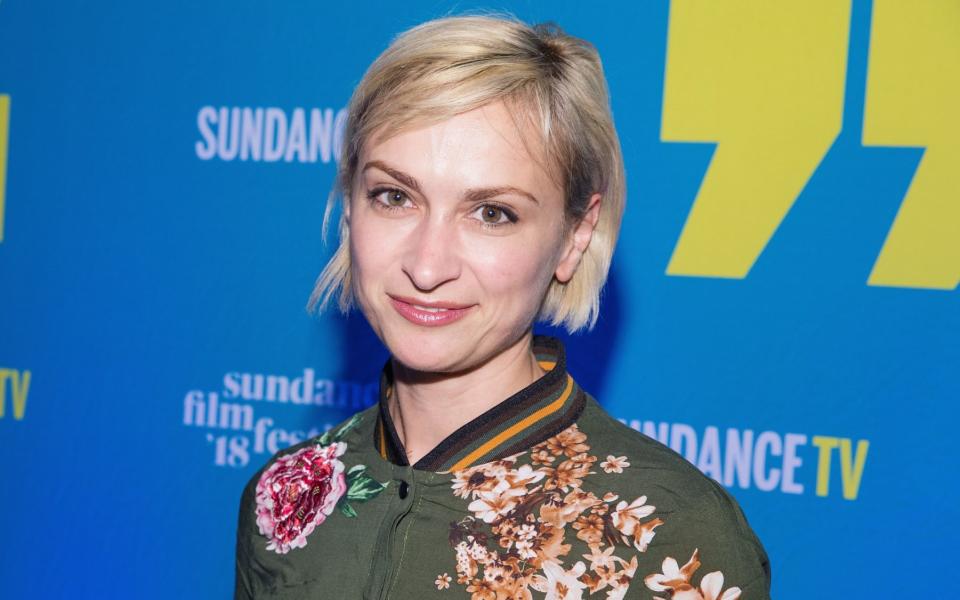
[374,335,586,473]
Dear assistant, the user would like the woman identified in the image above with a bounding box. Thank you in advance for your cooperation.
[236,14,770,600]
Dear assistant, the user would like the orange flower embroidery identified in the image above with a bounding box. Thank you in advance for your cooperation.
[443,424,662,599]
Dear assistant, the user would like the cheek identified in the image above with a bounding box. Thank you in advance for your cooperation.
[348,213,396,301]
[469,236,560,307]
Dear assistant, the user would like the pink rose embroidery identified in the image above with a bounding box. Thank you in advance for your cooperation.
[255,442,348,554]
[253,414,388,554]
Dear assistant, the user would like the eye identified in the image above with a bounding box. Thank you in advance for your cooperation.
[367,187,413,210]
[471,204,518,226]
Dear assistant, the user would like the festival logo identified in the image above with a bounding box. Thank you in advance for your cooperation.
[195,105,347,164]
[620,417,869,500]
[181,368,377,468]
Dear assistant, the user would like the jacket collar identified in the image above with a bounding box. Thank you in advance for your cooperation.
[374,335,586,473]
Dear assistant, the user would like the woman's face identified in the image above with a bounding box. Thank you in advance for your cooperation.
[347,100,585,374]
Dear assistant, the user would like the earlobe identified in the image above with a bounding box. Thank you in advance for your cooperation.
[554,193,602,283]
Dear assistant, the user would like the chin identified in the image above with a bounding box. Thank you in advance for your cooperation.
[381,326,476,374]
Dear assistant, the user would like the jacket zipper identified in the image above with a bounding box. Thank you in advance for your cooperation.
[369,480,416,599]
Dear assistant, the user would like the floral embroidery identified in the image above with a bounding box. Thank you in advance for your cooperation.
[644,549,742,600]
[611,496,661,553]
[442,424,663,599]
[600,455,630,474]
[255,441,347,554]
[533,561,588,598]
[254,414,388,554]
[435,573,452,590]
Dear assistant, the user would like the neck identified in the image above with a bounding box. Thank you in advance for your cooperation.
[387,331,546,466]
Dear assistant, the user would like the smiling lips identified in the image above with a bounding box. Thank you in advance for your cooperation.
[388,295,475,327]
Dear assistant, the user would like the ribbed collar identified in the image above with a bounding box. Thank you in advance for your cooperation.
[374,335,586,473]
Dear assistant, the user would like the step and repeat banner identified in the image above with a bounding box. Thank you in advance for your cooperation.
[0,1,956,598]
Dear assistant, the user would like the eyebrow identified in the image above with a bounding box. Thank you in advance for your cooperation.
[361,160,540,205]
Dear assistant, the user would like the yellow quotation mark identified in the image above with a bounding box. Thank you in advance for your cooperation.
[662,0,959,290]
[0,94,8,243]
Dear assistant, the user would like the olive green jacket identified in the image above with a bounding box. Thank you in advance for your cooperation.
[235,337,771,599]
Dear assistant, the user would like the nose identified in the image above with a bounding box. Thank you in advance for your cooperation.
[400,216,461,292]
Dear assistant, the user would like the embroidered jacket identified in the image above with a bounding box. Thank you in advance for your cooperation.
[235,337,771,599]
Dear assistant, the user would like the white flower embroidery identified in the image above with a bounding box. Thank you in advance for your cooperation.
[535,560,588,600]
[645,548,742,600]
[434,573,451,590]
[600,455,630,474]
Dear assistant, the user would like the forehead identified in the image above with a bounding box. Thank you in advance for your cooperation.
[360,101,562,200]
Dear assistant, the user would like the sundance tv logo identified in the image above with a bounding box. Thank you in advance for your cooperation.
[195,106,347,164]
[0,367,31,421]
[621,417,869,501]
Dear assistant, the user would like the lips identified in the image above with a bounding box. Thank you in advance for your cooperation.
[388,295,475,327]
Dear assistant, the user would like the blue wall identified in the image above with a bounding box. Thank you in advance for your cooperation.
[1,1,956,598]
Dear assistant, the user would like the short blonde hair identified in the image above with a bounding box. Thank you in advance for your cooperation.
[308,13,625,332]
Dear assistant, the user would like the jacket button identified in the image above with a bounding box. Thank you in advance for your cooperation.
[398,480,410,499]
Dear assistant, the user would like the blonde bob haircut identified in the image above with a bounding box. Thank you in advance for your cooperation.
[308,13,625,332]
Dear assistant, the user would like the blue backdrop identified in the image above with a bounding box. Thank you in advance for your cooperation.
[1,1,956,598]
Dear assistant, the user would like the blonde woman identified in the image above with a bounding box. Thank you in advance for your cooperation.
[236,14,770,600]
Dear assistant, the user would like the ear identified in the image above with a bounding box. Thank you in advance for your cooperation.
[555,193,602,283]
[343,192,352,223]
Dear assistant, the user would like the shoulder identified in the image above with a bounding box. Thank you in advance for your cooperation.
[238,406,379,505]
[576,396,723,501]
[574,396,772,597]
[233,406,380,597]
[235,406,378,548]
